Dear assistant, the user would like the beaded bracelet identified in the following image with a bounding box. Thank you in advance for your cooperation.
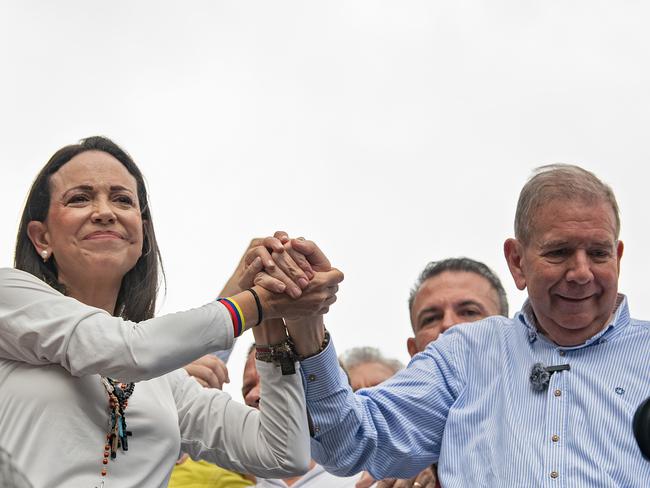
[217,297,246,337]
[255,337,296,375]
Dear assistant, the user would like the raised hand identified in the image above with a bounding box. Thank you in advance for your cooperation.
[238,235,314,298]
[258,268,343,321]
[271,231,332,272]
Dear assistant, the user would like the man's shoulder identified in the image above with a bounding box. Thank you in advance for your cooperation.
[628,317,650,336]
[441,314,518,342]
[423,314,521,359]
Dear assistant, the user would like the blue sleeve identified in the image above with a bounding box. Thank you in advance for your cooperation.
[300,336,464,480]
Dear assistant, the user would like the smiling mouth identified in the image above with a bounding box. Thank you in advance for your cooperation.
[84,232,124,240]
[557,295,593,302]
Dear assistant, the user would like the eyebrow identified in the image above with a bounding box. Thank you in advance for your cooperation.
[62,185,135,199]
[540,239,615,249]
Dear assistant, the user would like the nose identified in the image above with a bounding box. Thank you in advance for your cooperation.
[565,250,594,285]
[91,197,116,224]
[245,385,261,409]
[440,312,459,332]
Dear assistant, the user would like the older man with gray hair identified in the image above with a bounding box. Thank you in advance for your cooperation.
[283,164,650,486]
[340,347,403,391]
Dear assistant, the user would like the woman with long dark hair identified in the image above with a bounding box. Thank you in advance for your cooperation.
[0,136,343,488]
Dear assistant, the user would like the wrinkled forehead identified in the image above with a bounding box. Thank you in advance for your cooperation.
[527,197,619,245]
[49,150,138,195]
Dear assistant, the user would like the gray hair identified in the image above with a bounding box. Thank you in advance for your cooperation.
[339,347,404,374]
[515,164,620,244]
[408,257,509,319]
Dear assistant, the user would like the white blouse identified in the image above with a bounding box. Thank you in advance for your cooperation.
[0,268,309,488]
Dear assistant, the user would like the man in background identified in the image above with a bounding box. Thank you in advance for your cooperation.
[407,257,508,357]
[359,258,509,488]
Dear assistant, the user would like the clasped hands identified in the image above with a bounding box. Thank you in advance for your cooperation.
[239,231,342,356]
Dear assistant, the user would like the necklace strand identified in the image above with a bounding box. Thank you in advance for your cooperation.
[95,376,135,486]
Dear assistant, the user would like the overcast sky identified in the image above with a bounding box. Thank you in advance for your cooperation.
[2,1,650,398]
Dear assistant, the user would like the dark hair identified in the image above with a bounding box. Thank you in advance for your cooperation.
[408,257,509,324]
[14,136,164,322]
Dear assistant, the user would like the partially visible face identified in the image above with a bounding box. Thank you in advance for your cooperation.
[30,151,143,288]
[505,199,623,346]
[242,351,261,409]
[347,362,396,391]
[408,271,502,356]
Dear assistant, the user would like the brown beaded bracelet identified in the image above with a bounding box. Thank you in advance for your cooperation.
[255,338,296,375]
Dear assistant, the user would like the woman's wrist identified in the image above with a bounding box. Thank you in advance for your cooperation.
[251,285,280,320]
[219,289,263,338]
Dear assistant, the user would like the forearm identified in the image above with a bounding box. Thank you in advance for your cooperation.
[300,338,450,479]
[252,318,288,345]
[284,315,325,357]
[0,269,241,381]
[174,362,310,477]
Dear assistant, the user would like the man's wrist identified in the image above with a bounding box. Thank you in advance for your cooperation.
[285,316,326,357]
[292,330,330,360]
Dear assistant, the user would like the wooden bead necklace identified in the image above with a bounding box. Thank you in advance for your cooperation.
[95,377,134,487]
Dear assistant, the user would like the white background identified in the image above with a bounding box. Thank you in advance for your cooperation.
[2,1,650,399]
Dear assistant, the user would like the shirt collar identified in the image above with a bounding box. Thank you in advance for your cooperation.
[518,294,629,348]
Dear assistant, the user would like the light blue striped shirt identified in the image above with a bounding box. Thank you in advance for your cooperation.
[301,296,650,487]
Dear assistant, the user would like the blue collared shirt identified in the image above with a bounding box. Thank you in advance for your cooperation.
[301,296,650,487]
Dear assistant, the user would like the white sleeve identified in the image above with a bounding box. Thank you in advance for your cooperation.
[169,362,310,478]
[0,268,234,382]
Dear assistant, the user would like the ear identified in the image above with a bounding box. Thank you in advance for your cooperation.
[407,337,418,358]
[504,238,527,291]
[616,240,624,275]
[27,221,51,256]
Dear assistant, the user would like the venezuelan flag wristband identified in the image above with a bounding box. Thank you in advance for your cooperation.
[217,297,246,337]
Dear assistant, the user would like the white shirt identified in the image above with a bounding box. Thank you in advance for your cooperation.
[255,463,361,488]
[0,268,309,488]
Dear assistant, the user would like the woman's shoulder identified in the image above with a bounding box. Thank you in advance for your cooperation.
[0,267,55,290]
[1,267,37,281]
[0,268,62,306]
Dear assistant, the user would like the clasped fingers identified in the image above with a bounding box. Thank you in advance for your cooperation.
[280,269,343,319]
[241,240,311,298]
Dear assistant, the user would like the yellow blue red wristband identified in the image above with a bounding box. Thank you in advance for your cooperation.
[217,297,246,337]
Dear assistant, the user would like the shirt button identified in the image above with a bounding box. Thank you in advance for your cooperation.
[558,350,565,356]
[313,426,320,433]
[550,471,559,479]
[554,389,562,397]
[307,374,317,382]
[552,434,560,442]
